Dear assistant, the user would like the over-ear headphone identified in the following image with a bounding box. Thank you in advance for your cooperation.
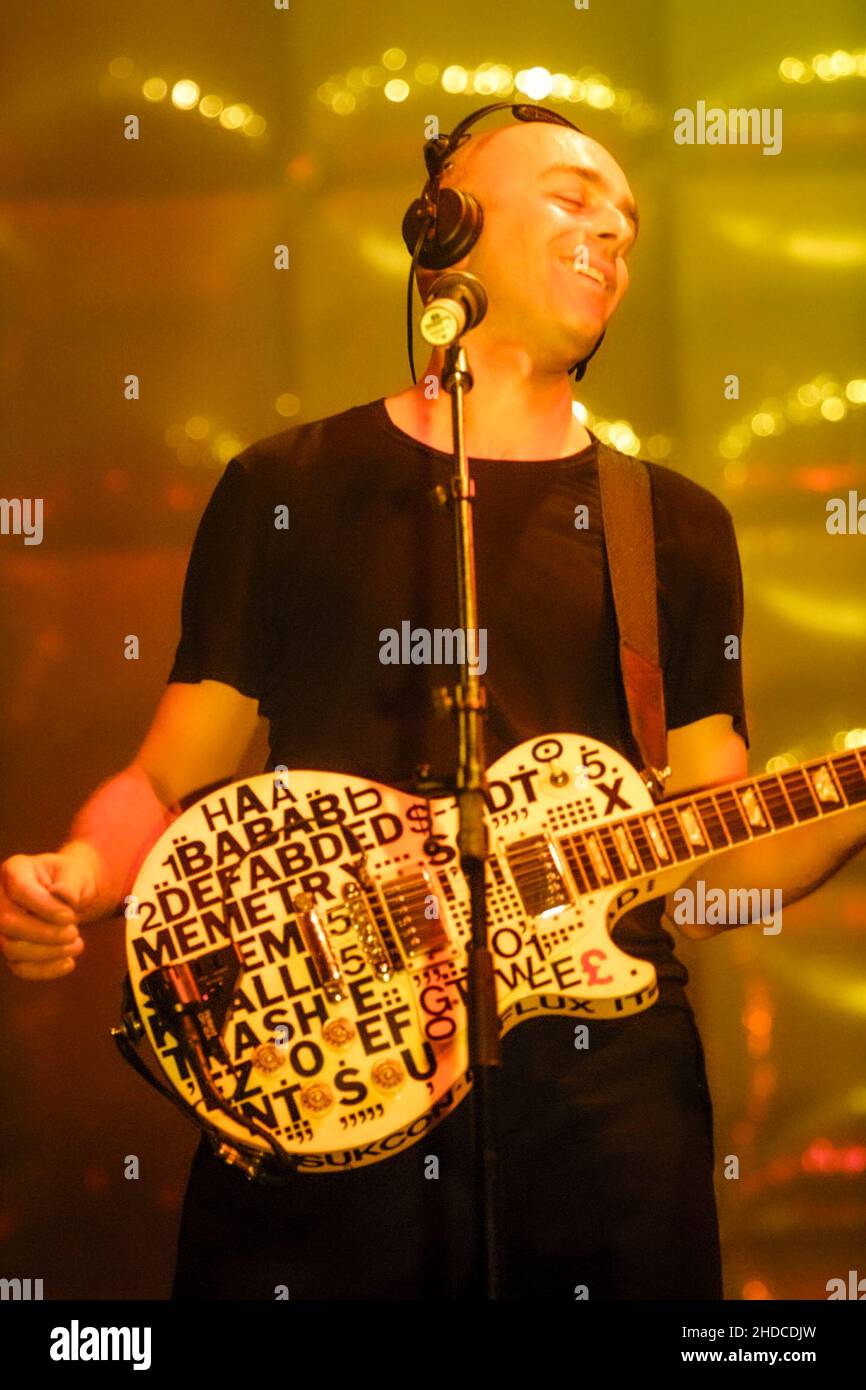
[400,101,607,384]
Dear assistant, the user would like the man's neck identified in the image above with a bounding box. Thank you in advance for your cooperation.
[384,349,592,461]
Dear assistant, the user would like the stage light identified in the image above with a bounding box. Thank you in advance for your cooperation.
[751,413,777,437]
[645,435,673,459]
[171,80,200,111]
[382,48,406,71]
[384,80,410,103]
[586,81,616,109]
[184,416,209,440]
[275,393,300,418]
[473,65,500,96]
[219,104,247,129]
[442,65,468,94]
[767,754,797,772]
[142,78,167,102]
[109,56,134,80]
[517,67,554,100]
[414,62,439,86]
[213,434,244,464]
[199,95,223,119]
[779,57,807,82]
[242,114,267,138]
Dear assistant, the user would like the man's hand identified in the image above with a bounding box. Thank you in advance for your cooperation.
[0,842,103,981]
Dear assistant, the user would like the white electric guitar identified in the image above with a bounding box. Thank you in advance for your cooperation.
[115,732,865,1176]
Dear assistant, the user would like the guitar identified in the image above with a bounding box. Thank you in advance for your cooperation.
[117,731,866,1176]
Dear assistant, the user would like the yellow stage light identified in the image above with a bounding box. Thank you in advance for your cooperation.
[384,79,410,103]
[142,78,168,102]
[750,413,776,436]
[517,67,554,99]
[213,433,244,463]
[109,56,134,80]
[442,65,468,94]
[171,80,200,110]
[219,103,247,129]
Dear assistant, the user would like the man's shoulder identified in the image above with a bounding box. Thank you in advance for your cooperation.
[231,399,382,482]
[636,453,735,535]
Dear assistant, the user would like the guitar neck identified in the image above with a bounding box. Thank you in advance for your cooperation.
[556,747,866,894]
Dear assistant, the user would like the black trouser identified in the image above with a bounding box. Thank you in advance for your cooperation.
[171,1004,722,1300]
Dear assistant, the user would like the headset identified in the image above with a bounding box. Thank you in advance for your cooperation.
[400,100,608,384]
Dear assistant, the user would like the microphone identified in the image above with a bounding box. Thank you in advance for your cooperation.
[419,271,488,347]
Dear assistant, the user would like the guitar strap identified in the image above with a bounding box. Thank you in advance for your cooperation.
[596,439,670,801]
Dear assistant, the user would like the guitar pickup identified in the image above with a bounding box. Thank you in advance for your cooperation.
[505,833,572,919]
[292,892,345,1002]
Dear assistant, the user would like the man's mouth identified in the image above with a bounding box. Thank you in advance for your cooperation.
[565,258,608,288]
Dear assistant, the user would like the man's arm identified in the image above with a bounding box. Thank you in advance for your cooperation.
[663,714,866,940]
[0,680,262,979]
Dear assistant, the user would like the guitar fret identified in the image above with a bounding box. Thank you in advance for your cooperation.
[834,752,866,804]
[657,805,693,860]
[583,830,615,884]
[810,760,844,806]
[611,821,641,873]
[627,819,659,872]
[693,795,731,850]
[560,838,590,894]
[780,767,820,820]
[713,788,752,843]
[643,811,673,862]
[754,775,795,828]
[566,835,600,892]
[735,783,771,834]
[678,801,708,851]
[597,824,628,881]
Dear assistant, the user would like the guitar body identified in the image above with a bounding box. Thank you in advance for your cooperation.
[123,733,686,1173]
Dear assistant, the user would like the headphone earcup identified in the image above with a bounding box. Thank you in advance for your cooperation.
[401,187,484,270]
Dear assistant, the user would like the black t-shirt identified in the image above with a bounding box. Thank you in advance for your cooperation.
[167,397,749,1009]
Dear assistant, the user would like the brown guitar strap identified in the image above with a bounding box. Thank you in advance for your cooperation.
[596,440,670,801]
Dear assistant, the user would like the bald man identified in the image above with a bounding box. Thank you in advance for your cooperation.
[4,114,865,1301]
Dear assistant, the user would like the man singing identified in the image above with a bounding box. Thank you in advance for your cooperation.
[3,107,865,1300]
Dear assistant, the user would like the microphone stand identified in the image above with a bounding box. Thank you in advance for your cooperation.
[438,341,502,1300]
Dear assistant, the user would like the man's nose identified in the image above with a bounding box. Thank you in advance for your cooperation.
[587,203,632,255]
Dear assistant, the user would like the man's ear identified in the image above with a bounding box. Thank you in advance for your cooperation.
[415,265,437,303]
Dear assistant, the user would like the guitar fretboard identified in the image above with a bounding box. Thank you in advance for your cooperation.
[557,748,866,893]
